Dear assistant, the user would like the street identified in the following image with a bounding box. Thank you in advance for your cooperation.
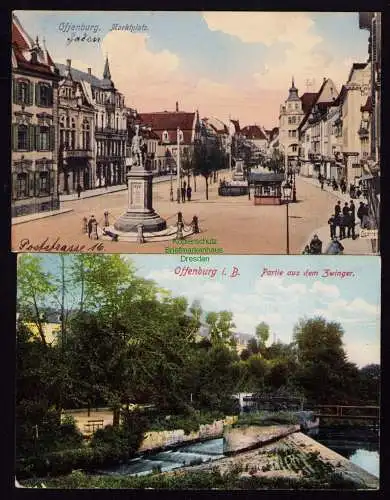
[12,172,372,255]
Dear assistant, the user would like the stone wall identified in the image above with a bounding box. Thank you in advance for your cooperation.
[138,416,237,453]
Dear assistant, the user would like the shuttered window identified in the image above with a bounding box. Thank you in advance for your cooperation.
[38,171,50,196]
[16,173,29,198]
[13,80,33,105]
[17,125,28,150]
[35,83,53,107]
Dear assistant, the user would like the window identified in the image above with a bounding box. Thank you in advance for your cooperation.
[17,125,28,150]
[179,130,184,142]
[38,171,49,196]
[295,103,299,110]
[37,83,52,107]
[38,126,50,150]
[292,145,297,152]
[82,119,90,149]
[16,173,28,198]
[291,116,296,124]
[18,81,28,104]
[288,117,292,124]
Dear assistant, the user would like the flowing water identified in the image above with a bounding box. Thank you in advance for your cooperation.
[99,437,225,477]
[308,426,379,478]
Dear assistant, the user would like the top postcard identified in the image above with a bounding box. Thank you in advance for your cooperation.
[11,11,380,255]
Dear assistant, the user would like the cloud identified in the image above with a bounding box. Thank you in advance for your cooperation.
[344,341,380,368]
[310,281,340,301]
[202,12,321,49]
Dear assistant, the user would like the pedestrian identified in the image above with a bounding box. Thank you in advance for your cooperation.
[309,234,322,255]
[186,185,192,201]
[181,185,186,203]
[339,214,346,240]
[103,210,109,227]
[335,200,341,217]
[350,184,355,198]
[77,183,82,199]
[191,215,199,233]
[320,179,324,190]
[87,215,94,238]
[342,202,350,217]
[326,237,344,255]
[328,214,337,239]
[362,204,370,229]
[348,206,356,239]
[357,202,365,228]
[302,245,311,255]
[91,219,99,240]
[177,211,183,225]
[356,188,362,199]
[82,216,88,234]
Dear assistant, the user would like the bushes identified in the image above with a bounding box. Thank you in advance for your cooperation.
[21,468,361,490]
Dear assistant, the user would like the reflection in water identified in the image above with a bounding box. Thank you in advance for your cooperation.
[311,427,379,478]
[99,437,224,477]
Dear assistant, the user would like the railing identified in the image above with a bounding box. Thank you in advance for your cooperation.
[62,149,92,159]
[95,127,127,136]
[314,405,380,420]
[83,419,104,434]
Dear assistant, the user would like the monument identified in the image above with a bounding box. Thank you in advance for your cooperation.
[113,125,167,233]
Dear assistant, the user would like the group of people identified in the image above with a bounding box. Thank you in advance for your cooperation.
[318,174,365,199]
[180,181,192,203]
[327,200,357,240]
[303,233,345,255]
[83,211,112,240]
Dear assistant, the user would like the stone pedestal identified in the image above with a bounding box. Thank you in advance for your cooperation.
[114,166,166,233]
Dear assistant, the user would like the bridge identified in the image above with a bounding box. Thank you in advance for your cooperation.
[313,405,380,421]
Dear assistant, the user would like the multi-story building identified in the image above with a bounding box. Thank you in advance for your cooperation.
[57,59,96,194]
[11,14,61,217]
[359,12,381,235]
[138,103,197,174]
[337,62,371,185]
[56,58,128,190]
[241,125,268,152]
[297,78,339,178]
[278,78,305,170]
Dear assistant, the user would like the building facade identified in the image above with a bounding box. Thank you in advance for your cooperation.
[138,104,197,174]
[57,59,95,194]
[11,14,60,217]
[338,63,371,185]
[56,58,128,191]
[278,78,305,170]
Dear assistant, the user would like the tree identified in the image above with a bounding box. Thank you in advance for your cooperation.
[255,322,270,350]
[17,254,56,346]
[193,140,224,200]
[205,311,236,348]
[293,317,353,404]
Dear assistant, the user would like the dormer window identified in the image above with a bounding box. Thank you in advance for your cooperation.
[162,131,169,142]
[178,130,184,142]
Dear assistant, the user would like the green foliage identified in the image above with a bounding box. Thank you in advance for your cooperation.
[255,322,270,347]
[205,310,236,348]
[22,467,361,490]
[147,410,225,435]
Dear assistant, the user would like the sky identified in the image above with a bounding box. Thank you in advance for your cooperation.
[14,10,370,128]
[30,253,381,368]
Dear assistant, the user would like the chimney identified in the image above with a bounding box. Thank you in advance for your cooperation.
[66,59,71,69]
[176,101,179,112]
[88,68,91,75]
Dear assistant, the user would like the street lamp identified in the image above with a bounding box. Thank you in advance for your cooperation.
[283,183,292,255]
[177,126,181,203]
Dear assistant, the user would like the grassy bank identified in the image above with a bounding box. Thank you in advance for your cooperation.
[22,467,360,490]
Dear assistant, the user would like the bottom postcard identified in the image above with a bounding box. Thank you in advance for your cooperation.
[15,253,380,489]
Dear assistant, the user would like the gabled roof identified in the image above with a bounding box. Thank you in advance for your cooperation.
[138,111,196,144]
[241,125,268,141]
[12,14,58,77]
[56,63,116,90]
[298,79,338,131]
[203,116,229,134]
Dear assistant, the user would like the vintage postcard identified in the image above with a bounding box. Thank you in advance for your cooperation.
[15,253,380,489]
[11,11,380,255]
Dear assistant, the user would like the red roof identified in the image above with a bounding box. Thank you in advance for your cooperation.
[241,125,268,141]
[12,14,57,77]
[300,92,318,114]
[138,111,196,144]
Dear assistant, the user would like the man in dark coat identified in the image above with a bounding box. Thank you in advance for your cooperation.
[335,200,341,216]
[357,202,365,227]
[87,215,94,238]
[348,200,356,239]
[186,185,192,201]
[328,214,337,239]
[309,234,322,254]
[181,184,186,203]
